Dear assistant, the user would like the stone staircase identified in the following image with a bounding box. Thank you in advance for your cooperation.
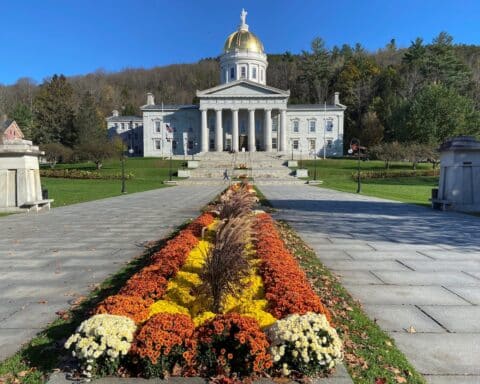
[178,152,306,185]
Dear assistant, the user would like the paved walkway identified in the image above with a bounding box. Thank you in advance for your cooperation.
[0,186,223,361]
[260,185,480,384]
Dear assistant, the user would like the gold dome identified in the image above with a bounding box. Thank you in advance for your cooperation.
[223,30,264,53]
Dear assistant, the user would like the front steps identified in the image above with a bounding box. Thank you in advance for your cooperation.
[177,151,306,185]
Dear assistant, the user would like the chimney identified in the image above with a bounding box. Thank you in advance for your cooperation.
[112,109,119,117]
[334,92,340,105]
[147,92,155,106]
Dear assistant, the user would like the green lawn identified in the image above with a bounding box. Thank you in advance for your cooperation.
[295,159,438,206]
[41,158,185,207]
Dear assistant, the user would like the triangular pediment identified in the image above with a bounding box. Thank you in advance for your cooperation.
[197,80,289,98]
[1,120,24,141]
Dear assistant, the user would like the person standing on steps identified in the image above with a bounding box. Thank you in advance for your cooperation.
[223,168,230,182]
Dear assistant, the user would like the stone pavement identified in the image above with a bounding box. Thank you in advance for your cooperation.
[0,185,223,361]
[260,185,480,384]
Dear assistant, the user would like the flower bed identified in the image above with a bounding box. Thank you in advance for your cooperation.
[40,168,135,180]
[65,185,342,380]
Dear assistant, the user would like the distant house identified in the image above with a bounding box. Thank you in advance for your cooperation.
[106,110,144,156]
[0,119,24,144]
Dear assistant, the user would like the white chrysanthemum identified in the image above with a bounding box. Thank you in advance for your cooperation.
[64,314,136,375]
[266,312,343,377]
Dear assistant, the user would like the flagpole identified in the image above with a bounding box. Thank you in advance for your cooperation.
[323,100,326,160]
[161,101,164,158]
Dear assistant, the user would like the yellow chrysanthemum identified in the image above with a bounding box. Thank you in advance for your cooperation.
[149,300,189,317]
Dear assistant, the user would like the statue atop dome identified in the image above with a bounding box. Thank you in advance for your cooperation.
[239,8,249,31]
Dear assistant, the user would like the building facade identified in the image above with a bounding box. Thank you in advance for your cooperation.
[108,9,345,158]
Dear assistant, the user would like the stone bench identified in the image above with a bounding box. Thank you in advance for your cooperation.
[21,199,54,212]
[430,198,452,211]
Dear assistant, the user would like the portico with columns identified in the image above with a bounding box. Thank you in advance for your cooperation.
[197,81,289,152]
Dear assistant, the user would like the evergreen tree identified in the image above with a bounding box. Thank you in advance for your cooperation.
[298,37,331,103]
[32,74,76,146]
[74,91,106,144]
[10,103,34,139]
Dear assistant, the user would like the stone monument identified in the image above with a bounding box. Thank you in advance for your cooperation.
[0,118,53,212]
[433,136,480,213]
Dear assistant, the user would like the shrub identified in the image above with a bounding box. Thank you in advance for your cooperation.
[195,314,272,377]
[119,266,168,300]
[94,295,153,324]
[64,314,136,378]
[39,168,134,180]
[267,313,343,377]
[131,313,196,378]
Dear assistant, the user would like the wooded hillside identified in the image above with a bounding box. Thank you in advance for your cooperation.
[1,32,479,149]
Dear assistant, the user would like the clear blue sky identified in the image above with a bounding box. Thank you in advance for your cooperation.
[1,0,478,85]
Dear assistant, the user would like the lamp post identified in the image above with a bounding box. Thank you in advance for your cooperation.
[348,138,361,193]
[168,140,173,182]
[121,148,134,194]
[314,151,318,180]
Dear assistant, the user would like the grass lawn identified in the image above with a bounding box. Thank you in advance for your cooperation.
[41,158,185,207]
[294,159,438,206]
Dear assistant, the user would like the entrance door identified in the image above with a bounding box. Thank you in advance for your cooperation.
[239,135,248,151]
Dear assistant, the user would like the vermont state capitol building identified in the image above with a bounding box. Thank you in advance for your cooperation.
[107,9,346,157]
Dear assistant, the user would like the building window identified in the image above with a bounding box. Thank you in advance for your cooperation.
[155,140,161,150]
[272,117,278,132]
[241,66,246,79]
[155,121,161,133]
[230,67,235,79]
[326,120,333,132]
[260,69,264,82]
[240,120,246,134]
[309,139,316,151]
[209,139,215,150]
[292,120,299,133]
[172,140,177,150]
[293,140,299,150]
[327,139,333,149]
[209,117,215,130]
[309,120,316,132]
[188,140,194,150]
[252,67,257,79]
[272,137,277,149]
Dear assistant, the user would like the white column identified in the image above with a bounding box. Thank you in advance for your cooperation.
[215,108,223,152]
[232,109,239,152]
[201,109,208,152]
[264,108,272,152]
[248,108,256,152]
[280,109,287,152]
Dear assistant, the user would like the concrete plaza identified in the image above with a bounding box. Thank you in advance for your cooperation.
[0,185,223,360]
[260,185,480,384]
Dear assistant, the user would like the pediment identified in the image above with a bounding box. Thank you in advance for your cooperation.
[1,120,24,141]
[197,81,289,98]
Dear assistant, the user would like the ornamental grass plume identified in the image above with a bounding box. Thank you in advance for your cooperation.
[218,184,256,220]
[196,216,252,313]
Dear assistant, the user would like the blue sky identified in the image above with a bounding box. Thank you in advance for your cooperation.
[1,0,478,85]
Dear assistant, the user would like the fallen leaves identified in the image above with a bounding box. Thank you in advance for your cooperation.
[407,325,417,333]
